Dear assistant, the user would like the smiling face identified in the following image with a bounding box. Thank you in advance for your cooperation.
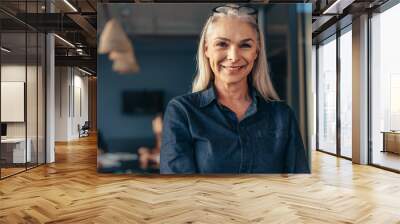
[205,16,259,86]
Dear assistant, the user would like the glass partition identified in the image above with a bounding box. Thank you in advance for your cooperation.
[1,30,28,177]
[0,1,46,179]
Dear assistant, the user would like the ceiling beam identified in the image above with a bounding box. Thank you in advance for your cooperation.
[55,55,96,71]
[67,13,96,38]
[322,0,356,14]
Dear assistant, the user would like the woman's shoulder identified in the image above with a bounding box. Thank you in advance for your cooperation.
[164,92,205,120]
[259,100,297,126]
[167,91,204,110]
[260,99,293,114]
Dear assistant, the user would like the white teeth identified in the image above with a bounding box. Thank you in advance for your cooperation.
[221,65,244,71]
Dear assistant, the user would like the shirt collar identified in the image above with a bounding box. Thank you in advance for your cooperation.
[199,84,217,108]
[198,83,261,108]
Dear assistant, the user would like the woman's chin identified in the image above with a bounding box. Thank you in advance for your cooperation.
[219,75,248,85]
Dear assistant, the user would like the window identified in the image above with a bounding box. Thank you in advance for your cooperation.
[317,36,337,155]
[370,2,400,171]
[339,28,352,158]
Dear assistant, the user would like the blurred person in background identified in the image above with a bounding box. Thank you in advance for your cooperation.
[138,113,163,170]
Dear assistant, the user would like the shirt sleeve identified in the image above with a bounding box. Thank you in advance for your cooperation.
[160,99,197,174]
[285,108,311,173]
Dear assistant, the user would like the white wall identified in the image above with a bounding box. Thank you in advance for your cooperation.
[55,67,69,141]
[55,67,89,141]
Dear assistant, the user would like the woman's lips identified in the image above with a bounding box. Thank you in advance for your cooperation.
[221,65,245,72]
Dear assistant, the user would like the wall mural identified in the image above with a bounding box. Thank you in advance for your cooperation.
[97,3,312,174]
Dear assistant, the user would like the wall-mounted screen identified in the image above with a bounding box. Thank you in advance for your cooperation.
[122,90,164,115]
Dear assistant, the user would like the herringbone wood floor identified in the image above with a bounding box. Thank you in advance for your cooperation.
[1,135,400,224]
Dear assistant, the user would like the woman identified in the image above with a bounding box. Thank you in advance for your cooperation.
[160,4,310,174]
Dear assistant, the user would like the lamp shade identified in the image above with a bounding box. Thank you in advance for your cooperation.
[109,51,140,74]
[99,18,140,74]
[98,18,132,54]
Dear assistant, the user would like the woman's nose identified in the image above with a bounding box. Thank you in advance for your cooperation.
[227,46,240,62]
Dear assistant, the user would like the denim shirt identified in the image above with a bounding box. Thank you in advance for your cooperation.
[160,85,310,174]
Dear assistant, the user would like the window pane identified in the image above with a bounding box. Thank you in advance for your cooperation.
[312,45,317,151]
[371,3,400,171]
[318,36,337,154]
[340,29,352,158]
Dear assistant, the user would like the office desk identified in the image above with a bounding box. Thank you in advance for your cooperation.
[382,131,400,154]
[1,138,32,163]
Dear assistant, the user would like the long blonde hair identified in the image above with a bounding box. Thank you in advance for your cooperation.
[192,4,280,101]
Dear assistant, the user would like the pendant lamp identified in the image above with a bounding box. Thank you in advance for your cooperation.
[98,18,139,74]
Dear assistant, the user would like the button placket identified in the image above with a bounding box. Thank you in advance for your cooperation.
[239,128,251,172]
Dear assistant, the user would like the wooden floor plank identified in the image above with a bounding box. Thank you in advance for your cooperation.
[1,135,400,223]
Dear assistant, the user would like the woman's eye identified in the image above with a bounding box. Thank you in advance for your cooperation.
[216,42,228,48]
[240,43,252,48]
